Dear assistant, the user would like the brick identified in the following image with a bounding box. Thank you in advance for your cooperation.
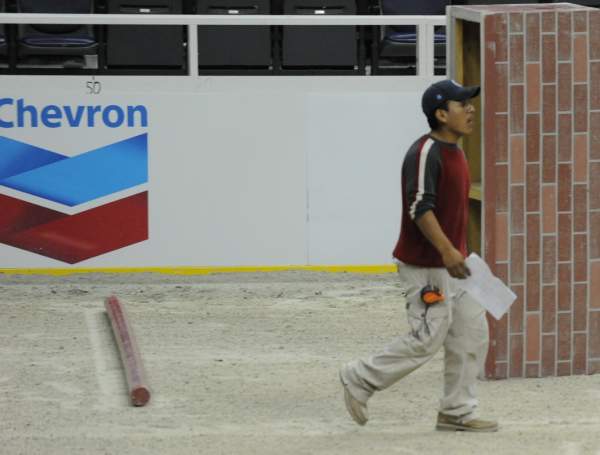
[511,136,525,183]
[496,13,509,62]
[574,85,588,133]
[495,114,508,162]
[591,10,600,60]
[542,186,556,234]
[542,12,556,33]
[591,162,600,210]
[526,64,541,112]
[591,62,600,111]
[573,333,587,375]
[496,164,508,211]
[591,262,600,308]
[557,63,571,111]
[573,184,587,232]
[573,36,588,83]
[496,314,509,361]
[496,64,508,114]
[543,236,556,283]
[542,85,556,133]
[569,194,582,239]
[557,362,571,376]
[589,311,600,357]
[510,85,524,134]
[526,114,540,162]
[526,313,541,361]
[527,263,541,311]
[557,164,572,212]
[510,185,525,234]
[496,262,509,284]
[574,135,587,183]
[510,12,524,33]
[557,12,571,61]
[511,235,525,283]
[589,360,600,375]
[574,11,587,33]
[558,115,572,162]
[541,334,556,377]
[558,213,572,262]
[510,286,525,335]
[527,214,540,262]
[542,35,556,83]
[591,112,600,160]
[542,135,556,183]
[542,285,556,332]
[495,362,508,379]
[510,35,524,83]
[509,334,524,377]
[558,313,572,361]
[526,13,540,62]
[526,362,540,378]
[558,263,572,311]
[573,283,587,332]
[592,213,600,260]
[574,234,587,282]
[526,164,540,212]
[496,213,508,262]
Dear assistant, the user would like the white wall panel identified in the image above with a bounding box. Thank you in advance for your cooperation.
[305,89,430,265]
[0,76,440,267]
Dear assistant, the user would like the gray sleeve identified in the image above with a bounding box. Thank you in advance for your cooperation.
[404,143,441,221]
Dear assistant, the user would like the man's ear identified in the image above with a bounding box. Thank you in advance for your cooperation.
[434,108,447,125]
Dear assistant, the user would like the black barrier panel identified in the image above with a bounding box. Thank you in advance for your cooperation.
[106,0,186,68]
[282,0,358,69]
[196,0,271,69]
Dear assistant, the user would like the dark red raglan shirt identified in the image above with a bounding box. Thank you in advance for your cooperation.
[392,134,470,268]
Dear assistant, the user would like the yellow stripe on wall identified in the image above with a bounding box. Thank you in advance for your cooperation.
[0,264,397,276]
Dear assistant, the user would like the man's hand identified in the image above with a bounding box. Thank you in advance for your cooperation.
[415,211,471,279]
[441,247,471,279]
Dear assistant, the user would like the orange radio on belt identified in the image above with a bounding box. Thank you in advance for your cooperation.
[420,285,444,305]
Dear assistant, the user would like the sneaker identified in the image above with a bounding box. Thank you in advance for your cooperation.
[436,412,498,432]
[339,367,368,426]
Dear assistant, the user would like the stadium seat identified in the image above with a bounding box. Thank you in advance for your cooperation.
[106,0,185,68]
[281,0,358,70]
[373,0,448,75]
[17,0,98,68]
[196,0,271,70]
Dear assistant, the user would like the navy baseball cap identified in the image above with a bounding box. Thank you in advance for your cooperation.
[421,80,480,119]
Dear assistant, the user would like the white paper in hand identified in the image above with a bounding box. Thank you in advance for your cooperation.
[456,253,517,320]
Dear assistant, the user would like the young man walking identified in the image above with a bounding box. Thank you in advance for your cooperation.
[339,80,498,432]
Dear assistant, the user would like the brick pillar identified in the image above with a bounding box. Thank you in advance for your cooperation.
[449,4,599,378]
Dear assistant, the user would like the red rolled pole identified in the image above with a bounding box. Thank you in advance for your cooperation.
[104,295,150,406]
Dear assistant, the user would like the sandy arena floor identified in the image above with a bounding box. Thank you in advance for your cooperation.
[2,271,600,455]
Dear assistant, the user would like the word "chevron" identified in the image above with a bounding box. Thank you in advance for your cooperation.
[0,98,148,128]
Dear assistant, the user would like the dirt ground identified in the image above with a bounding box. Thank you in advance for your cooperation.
[2,271,600,455]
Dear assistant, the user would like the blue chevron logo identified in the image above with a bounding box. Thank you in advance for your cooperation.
[0,134,148,207]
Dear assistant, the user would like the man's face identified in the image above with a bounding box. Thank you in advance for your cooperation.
[436,99,476,136]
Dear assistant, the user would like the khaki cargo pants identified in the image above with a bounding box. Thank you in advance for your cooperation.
[342,262,489,419]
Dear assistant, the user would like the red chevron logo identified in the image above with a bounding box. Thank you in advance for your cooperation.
[0,192,148,264]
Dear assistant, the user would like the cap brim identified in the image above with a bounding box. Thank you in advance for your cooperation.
[456,86,480,101]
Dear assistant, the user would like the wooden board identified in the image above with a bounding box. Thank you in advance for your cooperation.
[454,19,482,255]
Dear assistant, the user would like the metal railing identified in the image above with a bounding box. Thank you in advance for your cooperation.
[0,13,446,76]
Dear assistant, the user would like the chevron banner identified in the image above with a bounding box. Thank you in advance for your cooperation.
[0,134,148,264]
